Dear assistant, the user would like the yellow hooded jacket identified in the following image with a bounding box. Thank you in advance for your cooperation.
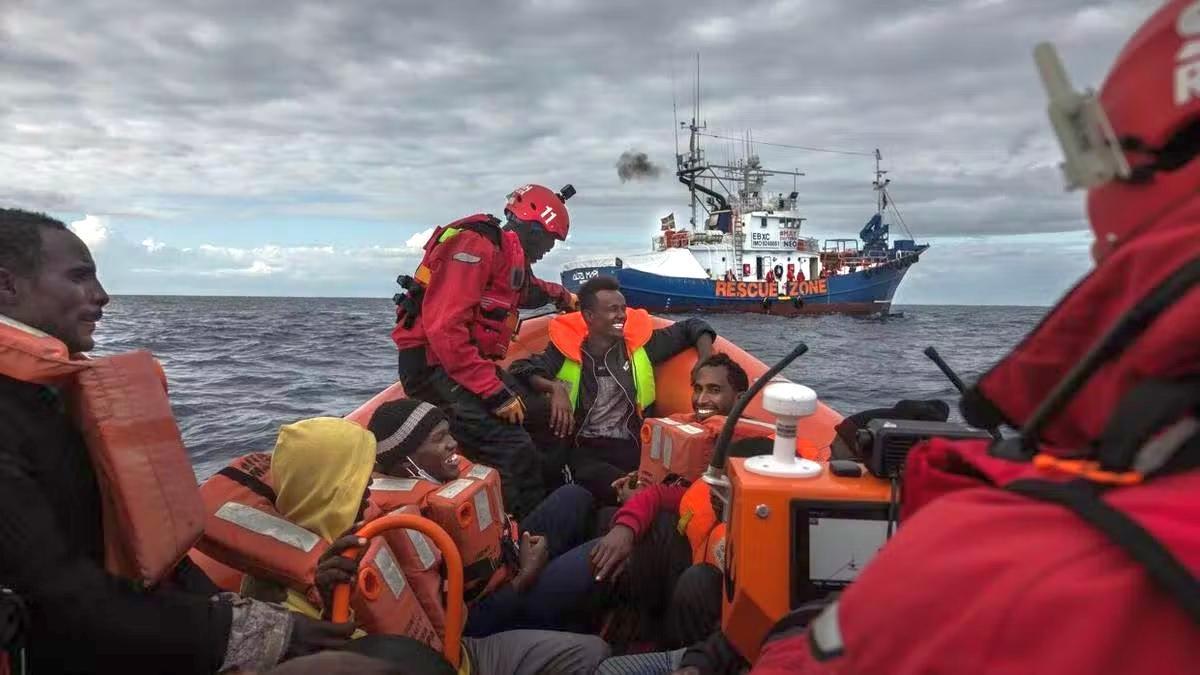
[241,417,376,621]
[243,416,474,673]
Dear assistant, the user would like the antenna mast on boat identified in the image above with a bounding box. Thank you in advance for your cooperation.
[873,148,890,216]
[677,53,708,232]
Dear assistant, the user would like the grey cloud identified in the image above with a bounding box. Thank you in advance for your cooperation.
[0,0,1153,264]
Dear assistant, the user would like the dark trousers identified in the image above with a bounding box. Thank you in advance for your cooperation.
[397,348,546,519]
[601,513,722,650]
[464,485,600,637]
[570,436,641,507]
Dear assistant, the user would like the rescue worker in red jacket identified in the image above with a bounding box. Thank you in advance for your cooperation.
[391,184,578,519]
[754,3,1200,673]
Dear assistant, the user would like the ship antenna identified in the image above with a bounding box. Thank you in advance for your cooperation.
[873,148,889,216]
[672,62,680,160]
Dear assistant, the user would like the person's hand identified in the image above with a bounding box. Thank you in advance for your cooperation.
[549,381,575,438]
[283,615,355,658]
[314,534,367,617]
[610,472,638,504]
[589,524,635,582]
[490,393,527,425]
[512,531,549,592]
[693,334,715,372]
[556,291,579,312]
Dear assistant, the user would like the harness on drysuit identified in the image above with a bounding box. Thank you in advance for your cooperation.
[965,256,1200,625]
[393,215,507,331]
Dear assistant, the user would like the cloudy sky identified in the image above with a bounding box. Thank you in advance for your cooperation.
[1,0,1157,304]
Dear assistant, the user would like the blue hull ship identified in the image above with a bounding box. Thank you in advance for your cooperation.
[561,239,925,316]
[560,100,927,317]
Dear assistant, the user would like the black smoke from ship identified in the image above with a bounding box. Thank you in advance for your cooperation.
[616,150,662,182]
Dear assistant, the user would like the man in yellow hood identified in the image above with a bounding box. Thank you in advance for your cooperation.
[242,416,376,620]
[245,416,609,675]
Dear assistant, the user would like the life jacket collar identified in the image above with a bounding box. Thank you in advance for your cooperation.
[548,307,653,362]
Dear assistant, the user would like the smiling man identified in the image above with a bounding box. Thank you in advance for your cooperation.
[0,208,357,674]
[509,275,715,505]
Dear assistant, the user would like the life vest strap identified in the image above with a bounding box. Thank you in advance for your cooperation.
[216,466,278,505]
[1005,478,1200,625]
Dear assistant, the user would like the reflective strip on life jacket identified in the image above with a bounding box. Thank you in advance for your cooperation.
[638,417,707,485]
[555,345,656,412]
[632,347,656,411]
[381,504,448,637]
[638,414,779,485]
[424,478,507,602]
[352,537,442,649]
[197,454,326,591]
[369,474,441,513]
[214,502,322,553]
[461,462,506,517]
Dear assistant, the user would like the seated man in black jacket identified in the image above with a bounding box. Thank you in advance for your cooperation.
[0,209,350,674]
[509,275,714,505]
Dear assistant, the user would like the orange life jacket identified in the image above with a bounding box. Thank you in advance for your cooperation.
[639,414,783,486]
[0,324,204,588]
[677,480,725,568]
[197,453,325,592]
[379,504,448,638]
[369,474,441,512]
[198,455,441,646]
[368,463,516,604]
[353,535,441,649]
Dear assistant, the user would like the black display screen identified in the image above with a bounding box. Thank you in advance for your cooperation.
[789,500,891,608]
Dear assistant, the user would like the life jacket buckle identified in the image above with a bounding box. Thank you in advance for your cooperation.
[1032,453,1143,486]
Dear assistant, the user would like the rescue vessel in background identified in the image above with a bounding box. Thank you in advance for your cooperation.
[561,93,928,316]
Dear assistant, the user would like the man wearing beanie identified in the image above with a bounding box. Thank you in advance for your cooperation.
[368,399,603,639]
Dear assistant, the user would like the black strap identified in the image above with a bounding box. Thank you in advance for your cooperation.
[1097,378,1200,472]
[458,216,503,248]
[462,557,501,604]
[1006,478,1200,625]
[0,587,27,652]
[216,466,278,505]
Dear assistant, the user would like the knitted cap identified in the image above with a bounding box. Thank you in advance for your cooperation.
[368,399,447,465]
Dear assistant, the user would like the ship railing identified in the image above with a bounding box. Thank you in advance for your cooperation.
[795,237,819,252]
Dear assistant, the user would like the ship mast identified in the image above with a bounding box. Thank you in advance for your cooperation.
[872,148,890,216]
[676,54,708,231]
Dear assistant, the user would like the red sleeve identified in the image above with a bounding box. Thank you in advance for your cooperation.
[752,631,833,674]
[611,484,687,540]
[521,273,570,308]
[530,274,568,300]
[421,233,505,398]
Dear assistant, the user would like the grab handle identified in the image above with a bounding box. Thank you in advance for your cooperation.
[330,514,464,668]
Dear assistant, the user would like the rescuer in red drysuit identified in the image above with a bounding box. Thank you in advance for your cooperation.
[391,184,579,519]
[752,3,1200,673]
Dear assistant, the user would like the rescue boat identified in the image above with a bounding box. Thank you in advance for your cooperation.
[191,311,851,667]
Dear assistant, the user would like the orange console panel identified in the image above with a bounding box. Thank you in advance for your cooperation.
[721,458,895,662]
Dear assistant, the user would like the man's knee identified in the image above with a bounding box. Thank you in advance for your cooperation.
[543,633,611,675]
[550,483,595,513]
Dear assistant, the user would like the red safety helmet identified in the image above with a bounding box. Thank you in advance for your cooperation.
[504,184,574,241]
[1073,0,1200,255]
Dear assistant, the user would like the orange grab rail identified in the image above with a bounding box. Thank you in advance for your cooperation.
[330,514,464,668]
